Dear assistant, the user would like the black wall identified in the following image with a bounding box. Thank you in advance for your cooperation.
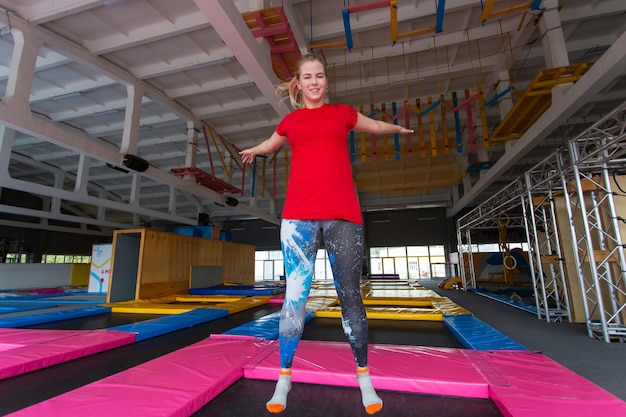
[364,208,454,247]
[223,207,458,252]
[0,225,110,262]
[222,219,281,250]
[2,208,461,261]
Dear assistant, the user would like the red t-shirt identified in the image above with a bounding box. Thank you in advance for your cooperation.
[276,103,362,224]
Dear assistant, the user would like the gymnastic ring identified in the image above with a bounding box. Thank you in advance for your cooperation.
[497,213,510,227]
[503,254,517,270]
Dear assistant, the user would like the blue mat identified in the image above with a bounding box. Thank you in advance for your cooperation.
[223,310,315,340]
[0,304,58,314]
[444,314,526,351]
[472,288,538,315]
[108,308,230,342]
[0,291,91,300]
[0,297,105,304]
[189,285,285,296]
[0,305,111,328]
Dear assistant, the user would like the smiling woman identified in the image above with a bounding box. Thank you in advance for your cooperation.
[237,52,415,415]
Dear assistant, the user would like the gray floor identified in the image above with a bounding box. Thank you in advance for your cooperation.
[420,279,626,401]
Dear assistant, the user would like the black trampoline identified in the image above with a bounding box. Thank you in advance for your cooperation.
[194,378,503,417]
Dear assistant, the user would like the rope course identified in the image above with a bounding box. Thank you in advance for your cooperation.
[401,42,413,159]
[480,0,543,25]
[433,36,450,155]
[475,38,490,148]
[484,21,518,108]
[170,126,242,195]
[336,0,445,51]
[305,1,561,161]
[446,45,464,153]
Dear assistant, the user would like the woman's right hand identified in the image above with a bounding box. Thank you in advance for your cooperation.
[239,149,256,164]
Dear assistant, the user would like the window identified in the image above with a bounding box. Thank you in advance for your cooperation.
[255,251,284,281]
[41,254,91,263]
[370,245,448,279]
[254,249,335,282]
[4,253,30,263]
[255,245,452,282]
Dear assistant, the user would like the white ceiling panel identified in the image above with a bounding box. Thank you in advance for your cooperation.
[0,0,624,234]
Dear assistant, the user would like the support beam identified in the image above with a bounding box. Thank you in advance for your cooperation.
[193,0,289,118]
[0,10,281,226]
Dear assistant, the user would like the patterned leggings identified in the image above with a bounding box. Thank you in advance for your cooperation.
[279,219,368,368]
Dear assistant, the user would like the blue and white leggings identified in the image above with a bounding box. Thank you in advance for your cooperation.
[279,218,369,369]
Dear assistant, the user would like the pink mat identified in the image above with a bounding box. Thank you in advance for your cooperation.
[245,340,626,417]
[267,295,284,304]
[8,337,626,417]
[8,335,274,417]
[245,340,489,398]
[0,329,136,380]
[481,350,626,417]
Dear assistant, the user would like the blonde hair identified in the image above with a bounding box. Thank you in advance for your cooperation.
[276,53,327,109]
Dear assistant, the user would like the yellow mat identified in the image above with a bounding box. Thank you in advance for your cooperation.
[362,296,443,307]
[316,306,444,321]
[175,295,245,303]
[107,295,269,314]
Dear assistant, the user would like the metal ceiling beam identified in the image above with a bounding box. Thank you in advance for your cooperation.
[0,11,282,225]
[193,0,290,118]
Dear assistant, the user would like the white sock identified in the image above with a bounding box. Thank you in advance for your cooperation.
[357,367,383,415]
[266,369,292,413]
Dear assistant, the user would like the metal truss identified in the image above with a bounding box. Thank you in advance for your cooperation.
[524,149,572,322]
[458,178,525,230]
[562,101,626,342]
[457,227,476,290]
[457,178,526,290]
[456,101,626,341]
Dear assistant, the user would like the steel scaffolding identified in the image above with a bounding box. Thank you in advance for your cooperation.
[456,101,626,341]
[524,150,572,322]
[457,179,526,290]
[561,102,626,342]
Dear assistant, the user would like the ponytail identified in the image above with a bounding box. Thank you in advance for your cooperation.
[276,77,304,109]
[276,53,326,109]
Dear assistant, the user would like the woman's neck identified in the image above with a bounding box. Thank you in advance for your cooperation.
[304,101,325,109]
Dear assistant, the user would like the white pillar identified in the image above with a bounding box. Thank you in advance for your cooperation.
[0,126,15,176]
[497,70,514,117]
[120,84,144,155]
[185,122,199,168]
[539,0,570,69]
[4,29,42,105]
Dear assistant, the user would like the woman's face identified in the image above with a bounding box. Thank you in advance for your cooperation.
[297,60,327,108]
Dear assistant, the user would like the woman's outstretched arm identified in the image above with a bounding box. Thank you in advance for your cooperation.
[239,131,289,164]
[353,111,414,135]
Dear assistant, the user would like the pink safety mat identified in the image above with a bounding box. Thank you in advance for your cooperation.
[245,340,626,417]
[0,328,136,381]
[267,295,284,304]
[8,335,275,417]
[478,350,626,417]
[245,340,490,399]
[7,337,626,417]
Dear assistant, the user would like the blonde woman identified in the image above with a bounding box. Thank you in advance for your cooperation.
[240,53,412,414]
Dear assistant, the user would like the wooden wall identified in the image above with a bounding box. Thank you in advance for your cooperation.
[109,228,254,302]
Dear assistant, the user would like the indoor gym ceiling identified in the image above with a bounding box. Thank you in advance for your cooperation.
[0,0,625,235]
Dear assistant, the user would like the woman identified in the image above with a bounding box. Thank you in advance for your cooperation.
[240,53,413,415]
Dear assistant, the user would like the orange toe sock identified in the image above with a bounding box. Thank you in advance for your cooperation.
[357,367,383,415]
[266,369,292,413]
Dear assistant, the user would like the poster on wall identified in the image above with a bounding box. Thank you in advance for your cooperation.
[89,243,112,293]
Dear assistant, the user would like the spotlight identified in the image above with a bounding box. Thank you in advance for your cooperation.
[225,197,239,207]
[122,154,149,172]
